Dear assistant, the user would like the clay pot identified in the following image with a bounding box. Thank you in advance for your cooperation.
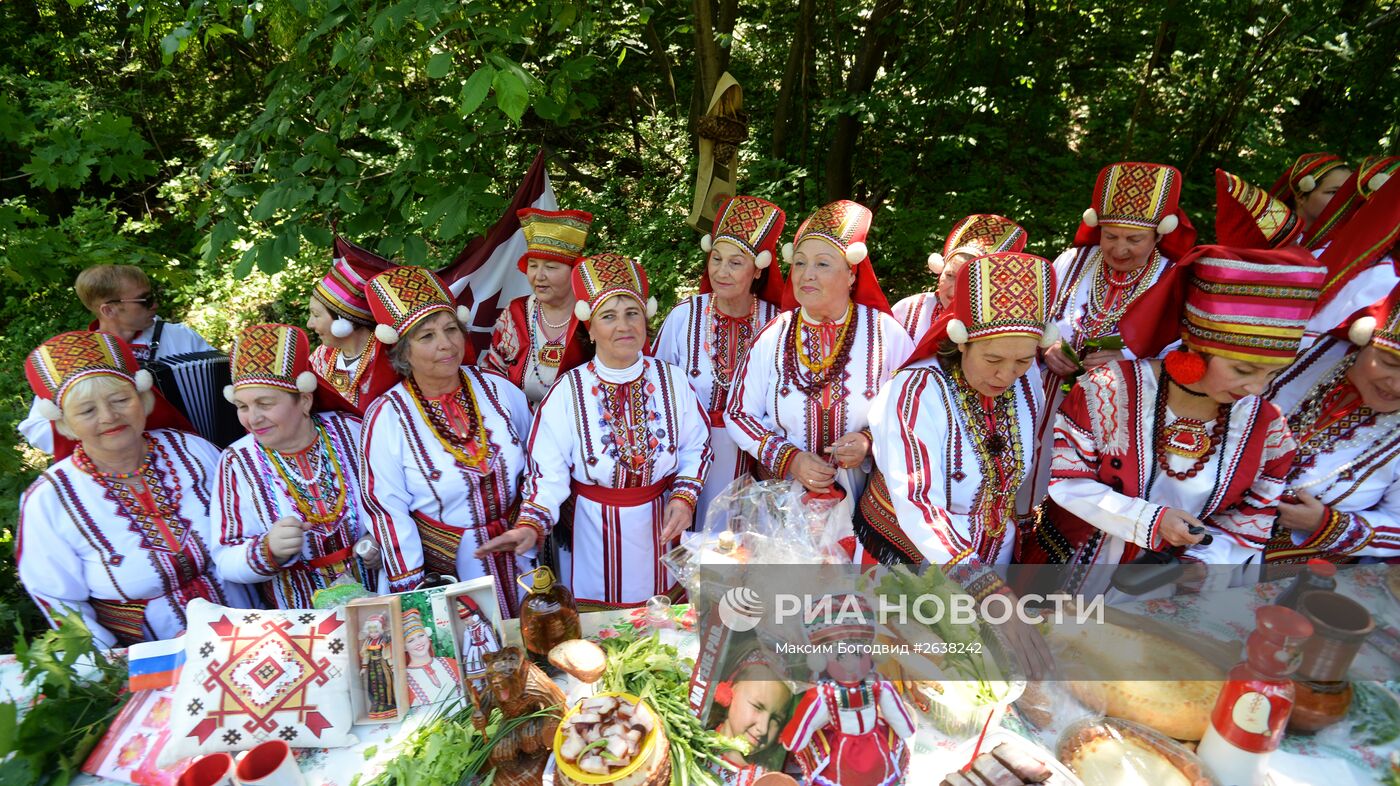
[1296,591,1375,682]
[1288,680,1353,733]
[752,774,800,786]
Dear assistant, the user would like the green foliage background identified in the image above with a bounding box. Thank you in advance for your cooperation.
[1,0,1397,651]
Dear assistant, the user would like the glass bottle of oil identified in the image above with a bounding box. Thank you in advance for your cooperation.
[516,566,581,665]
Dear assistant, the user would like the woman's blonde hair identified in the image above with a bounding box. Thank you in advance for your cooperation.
[56,375,154,439]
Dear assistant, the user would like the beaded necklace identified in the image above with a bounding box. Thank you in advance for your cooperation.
[949,365,1023,541]
[703,295,759,393]
[785,304,858,398]
[262,420,349,527]
[1152,377,1230,480]
[1286,354,1400,489]
[407,371,493,473]
[590,360,661,473]
[526,297,567,393]
[75,435,190,554]
[1078,249,1163,342]
[326,345,371,404]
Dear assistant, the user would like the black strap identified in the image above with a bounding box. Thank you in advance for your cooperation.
[146,319,165,359]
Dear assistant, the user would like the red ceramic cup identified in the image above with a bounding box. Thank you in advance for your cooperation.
[234,740,305,786]
[177,753,235,786]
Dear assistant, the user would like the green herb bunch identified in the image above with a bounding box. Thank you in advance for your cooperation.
[0,612,131,786]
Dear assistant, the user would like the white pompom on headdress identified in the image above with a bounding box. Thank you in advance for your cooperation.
[331,318,355,338]
[1349,315,1378,347]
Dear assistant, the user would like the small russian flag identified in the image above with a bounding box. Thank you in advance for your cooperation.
[127,635,185,691]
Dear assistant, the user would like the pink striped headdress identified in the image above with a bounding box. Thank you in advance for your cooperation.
[1122,244,1326,364]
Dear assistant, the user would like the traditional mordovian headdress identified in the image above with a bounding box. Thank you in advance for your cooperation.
[401,608,427,640]
[1121,245,1327,365]
[1269,152,1349,204]
[781,200,892,313]
[1073,162,1197,260]
[223,323,352,413]
[699,195,787,304]
[571,252,655,322]
[516,208,593,273]
[26,331,154,422]
[1308,155,1400,251]
[911,252,1057,364]
[927,214,1028,274]
[1340,286,1400,357]
[315,236,395,338]
[366,266,472,345]
[1214,169,1302,249]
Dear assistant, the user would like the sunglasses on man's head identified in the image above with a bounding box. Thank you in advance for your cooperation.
[105,292,158,307]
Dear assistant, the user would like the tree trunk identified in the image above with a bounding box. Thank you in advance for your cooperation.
[773,0,815,160]
[691,0,722,131]
[824,0,905,201]
[1122,0,1180,153]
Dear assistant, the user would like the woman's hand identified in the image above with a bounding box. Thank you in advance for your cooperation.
[266,516,307,563]
[789,451,837,492]
[1042,341,1080,376]
[1157,509,1208,548]
[999,595,1054,681]
[824,431,871,469]
[1277,490,1326,534]
[475,526,538,557]
[1080,349,1122,370]
[660,499,694,543]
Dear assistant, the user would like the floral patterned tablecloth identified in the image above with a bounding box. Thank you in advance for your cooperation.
[7,571,1397,785]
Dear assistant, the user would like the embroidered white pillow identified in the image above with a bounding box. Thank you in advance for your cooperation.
[159,599,356,765]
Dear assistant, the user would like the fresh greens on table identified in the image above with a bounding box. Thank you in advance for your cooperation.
[353,700,557,786]
[0,612,131,786]
[1350,682,1400,747]
[598,631,738,786]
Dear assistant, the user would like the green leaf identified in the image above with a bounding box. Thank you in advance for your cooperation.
[426,52,453,79]
[459,65,495,116]
[250,186,283,221]
[242,13,255,38]
[403,235,427,265]
[493,70,528,124]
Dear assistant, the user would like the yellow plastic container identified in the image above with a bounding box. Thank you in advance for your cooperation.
[552,692,668,786]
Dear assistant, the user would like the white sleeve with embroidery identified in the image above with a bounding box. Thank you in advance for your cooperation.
[17,478,117,648]
[359,399,426,593]
[518,377,578,535]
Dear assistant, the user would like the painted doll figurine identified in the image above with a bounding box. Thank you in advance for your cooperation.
[402,608,461,707]
[456,596,501,704]
[359,612,398,720]
[779,598,916,786]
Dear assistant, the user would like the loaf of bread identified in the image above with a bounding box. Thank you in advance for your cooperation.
[548,639,607,682]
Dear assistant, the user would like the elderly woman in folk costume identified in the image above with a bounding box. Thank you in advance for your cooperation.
[212,324,375,609]
[17,332,251,646]
[652,196,787,528]
[1265,286,1400,564]
[505,253,712,609]
[481,208,596,407]
[1303,156,1400,342]
[1025,245,1326,597]
[1269,152,1352,247]
[857,251,1055,569]
[359,266,533,615]
[1031,162,1197,501]
[726,201,914,526]
[307,253,398,414]
[890,214,1029,345]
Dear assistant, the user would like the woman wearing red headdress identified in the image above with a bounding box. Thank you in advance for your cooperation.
[212,324,374,610]
[726,201,914,518]
[653,196,786,528]
[1265,288,1400,564]
[506,253,713,609]
[1304,156,1400,342]
[359,266,533,616]
[857,252,1055,569]
[1027,245,1325,597]
[480,208,595,407]
[890,214,1028,345]
[306,239,397,414]
[1031,162,1198,502]
[18,332,252,646]
[1269,152,1352,246]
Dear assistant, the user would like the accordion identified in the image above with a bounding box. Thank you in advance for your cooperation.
[143,350,243,448]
